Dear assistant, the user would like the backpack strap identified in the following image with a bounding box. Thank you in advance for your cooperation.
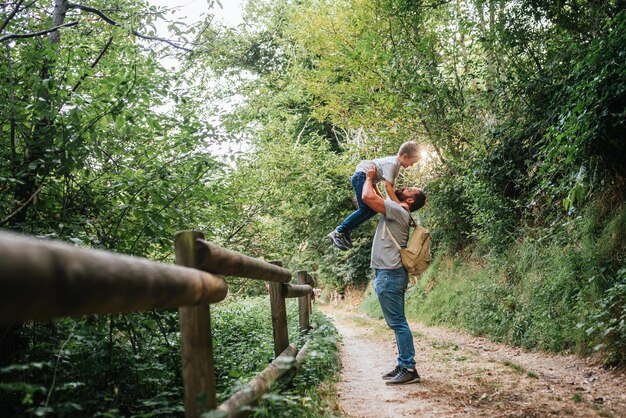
[382,221,403,250]
[409,212,420,228]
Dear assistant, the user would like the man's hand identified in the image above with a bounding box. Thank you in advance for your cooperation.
[385,180,400,203]
[363,168,385,214]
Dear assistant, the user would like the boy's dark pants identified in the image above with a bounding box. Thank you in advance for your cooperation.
[337,171,377,234]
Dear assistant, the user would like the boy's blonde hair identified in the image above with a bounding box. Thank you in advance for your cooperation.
[398,141,420,157]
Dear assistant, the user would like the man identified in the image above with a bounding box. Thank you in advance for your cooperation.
[362,167,426,385]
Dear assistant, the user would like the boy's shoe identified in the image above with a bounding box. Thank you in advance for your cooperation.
[343,233,353,247]
[382,365,402,380]
[327,230,350,251]
[385,368,420,385]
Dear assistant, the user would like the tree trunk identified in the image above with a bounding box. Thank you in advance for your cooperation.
[11,0,68,226]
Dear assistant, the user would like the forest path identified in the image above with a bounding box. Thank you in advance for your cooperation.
[320,303,626,418]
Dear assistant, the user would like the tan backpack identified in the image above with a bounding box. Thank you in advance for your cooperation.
[383,215,432,275]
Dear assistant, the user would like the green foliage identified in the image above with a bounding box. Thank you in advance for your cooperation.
[210,297,340,417]
[0,0,229,256]
[197,0,624,271]
[426,172,473,252]
[534,11,626,215]
[212,297,276,398]
[1,298,340,417]
[319,233,375,291]
[582,269,626,366]
[360,281,383,320]
[253,319,340,417]
[0,312,184,416]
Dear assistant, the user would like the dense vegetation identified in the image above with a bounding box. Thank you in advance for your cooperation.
[0,1,341,416]
[1,298,339,416]
[1,0,624,415]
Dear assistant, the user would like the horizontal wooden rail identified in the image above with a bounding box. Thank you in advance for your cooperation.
[216,344,298,417]
[295,340,311,368]
[195,239,292,283]
[282,283,313,298]
[295,324,317,368]
[0,231,228,323]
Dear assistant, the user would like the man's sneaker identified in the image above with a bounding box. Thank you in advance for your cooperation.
[382,365,402,380]
[385,368,420,385]
[327,230,349,250]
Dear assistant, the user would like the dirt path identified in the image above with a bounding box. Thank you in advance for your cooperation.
[321,304,626,418]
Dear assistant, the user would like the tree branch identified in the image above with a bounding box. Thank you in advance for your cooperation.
[6,44,16,165]
[0,21,78,42]
[294,117,311,147]
[67,2,194,52]
[0,0,26,34]
[71,35,113,93]
[0,185,43,226]
[224,192,268,245]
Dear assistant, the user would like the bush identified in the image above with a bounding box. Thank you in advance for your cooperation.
[0,312,185,417]
[580,269,626,367]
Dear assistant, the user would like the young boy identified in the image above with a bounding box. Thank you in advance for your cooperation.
[328,141,421,250]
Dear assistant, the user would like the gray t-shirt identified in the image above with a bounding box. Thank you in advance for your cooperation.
[370,199,411,269]
[355,156,401,185]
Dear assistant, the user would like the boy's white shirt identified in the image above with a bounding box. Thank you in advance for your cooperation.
[355,156,401,185]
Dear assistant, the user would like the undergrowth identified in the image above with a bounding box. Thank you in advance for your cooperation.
[209,297,341,417]
[0,297,340,417]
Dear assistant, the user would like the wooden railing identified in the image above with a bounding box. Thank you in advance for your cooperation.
[0,230,316,418]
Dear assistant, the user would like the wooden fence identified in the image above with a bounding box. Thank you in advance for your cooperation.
[0,230,316,418]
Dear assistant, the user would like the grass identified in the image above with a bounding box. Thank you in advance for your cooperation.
[430,341,459,351]
[411,330,425,339]
[502,360,525,374]
[473,375,500,392]
[347,315,372,327]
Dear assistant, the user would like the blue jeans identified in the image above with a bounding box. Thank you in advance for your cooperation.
[374,267,416,369]
[337,171,377,234]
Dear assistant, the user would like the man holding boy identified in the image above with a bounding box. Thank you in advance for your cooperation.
[362,167,426,385]
[328,141,421,250]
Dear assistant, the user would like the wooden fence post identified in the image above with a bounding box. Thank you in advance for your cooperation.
[175,231,216,418]
[269,261,289,357]
[306,272,314,314]
[297,271,310,333]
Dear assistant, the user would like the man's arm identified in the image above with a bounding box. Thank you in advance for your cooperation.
[374,184,384,198]
[384,180,400,203]
[363,168,386,214]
